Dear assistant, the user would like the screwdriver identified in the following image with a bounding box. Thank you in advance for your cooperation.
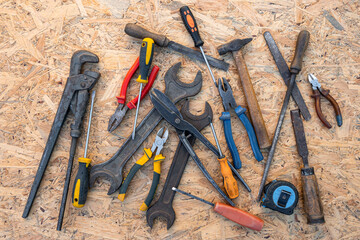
[291,109,325,224]
[179,6,217,87]
[209,118,239,199]
[172,187,264,231]
[72,90,96,208]
[132,38,155,139]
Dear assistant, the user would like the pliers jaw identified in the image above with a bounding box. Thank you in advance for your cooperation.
[218,78,238,112]
[308,73,322,90]
[151,127,169,156]
[107,104,128,132]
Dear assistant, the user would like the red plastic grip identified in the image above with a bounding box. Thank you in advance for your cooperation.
[127,65,159,109]
[116,57,140,104]
[213,203,264,231]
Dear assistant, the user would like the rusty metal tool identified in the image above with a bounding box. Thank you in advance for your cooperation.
[118,127,168,211]
[146,100,250,229]
[150,89,235,206]
[291,109,325,224]
[90,62,202,195]
[124,23,229,71]
[257,30,310,201]
[217,38,271,151]
[173,187,264,231]
[72,90,96,208]
[179,6,217,86]
[263,31,311,121]
[218,77,264,168]
[132,38,155,139]
[107,57,159,132]
[308,74,342,129]
[22,51,100,231]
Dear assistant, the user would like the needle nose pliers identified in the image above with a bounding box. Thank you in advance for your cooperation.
[308,74,342,129]
[218,78,263,169]
[107,57,159,132]
[118,127,169,211]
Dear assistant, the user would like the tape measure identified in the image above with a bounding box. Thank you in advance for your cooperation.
[260,180,299,215]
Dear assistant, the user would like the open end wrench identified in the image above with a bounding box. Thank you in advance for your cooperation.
[146,100,212,229]
[90,63,202,194]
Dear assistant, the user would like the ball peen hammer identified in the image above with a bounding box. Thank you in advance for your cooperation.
[217,39,271,151]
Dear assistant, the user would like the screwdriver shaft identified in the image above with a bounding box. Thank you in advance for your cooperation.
[199,46,217,87]
[132,83,143,139]
[210,121,223,157]
[172,187,214,206]
[84,91,96,158]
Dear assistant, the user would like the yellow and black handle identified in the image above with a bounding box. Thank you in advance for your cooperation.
[118,148,153,201]
[179,6,204,48]
[218,156,239,199]
[140,154,165,211]
[72,157,91,208]
[137,38,155,83]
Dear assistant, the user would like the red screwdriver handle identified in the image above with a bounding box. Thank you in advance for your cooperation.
[179,6,204,48]
[214,203,264,231]
[116,57,140,104]
[127,65,159,109]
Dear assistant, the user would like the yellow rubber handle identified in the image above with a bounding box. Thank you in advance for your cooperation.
[218,156,239,199]
[137,38,155,83]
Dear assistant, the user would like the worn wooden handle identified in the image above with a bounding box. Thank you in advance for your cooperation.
[125,23,170,47]
[301,167,325,224]
[233,51,271,150]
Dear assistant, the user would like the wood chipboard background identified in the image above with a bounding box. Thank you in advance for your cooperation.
[0,0,359,239]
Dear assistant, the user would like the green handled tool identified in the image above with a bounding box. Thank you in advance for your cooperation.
[119,127,168,211]
[132,38,155,139]
[72,90,96,208]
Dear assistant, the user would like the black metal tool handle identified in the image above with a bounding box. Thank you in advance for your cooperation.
[125,23,170,47]
[291,109,325,224]
[179,6,204,47]
[290,30,310,74]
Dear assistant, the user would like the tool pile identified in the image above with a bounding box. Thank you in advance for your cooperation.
[22,5,343,232]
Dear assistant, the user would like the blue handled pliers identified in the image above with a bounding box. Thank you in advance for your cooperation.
[218,78,263,169]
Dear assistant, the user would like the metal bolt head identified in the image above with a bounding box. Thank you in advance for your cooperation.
[81,82,86,88]
[175,118,180,124]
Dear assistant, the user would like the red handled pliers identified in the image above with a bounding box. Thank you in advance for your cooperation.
[108,57,159,132]
[308,74,342,129]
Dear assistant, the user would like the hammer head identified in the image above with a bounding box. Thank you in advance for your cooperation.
[217,38,252,55]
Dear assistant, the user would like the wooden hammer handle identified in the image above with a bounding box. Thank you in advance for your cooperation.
[232,51,271,150]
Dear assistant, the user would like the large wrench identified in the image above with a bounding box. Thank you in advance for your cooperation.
[146,100,212,229]
[90,63,202,194]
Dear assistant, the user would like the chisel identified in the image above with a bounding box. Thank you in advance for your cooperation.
[291,109,325,224]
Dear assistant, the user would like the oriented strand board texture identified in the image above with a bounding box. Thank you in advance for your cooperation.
[0,0,359,239]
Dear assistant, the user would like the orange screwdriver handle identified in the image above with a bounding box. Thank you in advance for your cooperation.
[218,157,239,199]
[214,203,264,231]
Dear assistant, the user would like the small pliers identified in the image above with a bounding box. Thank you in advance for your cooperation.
[107,57,160,132]
[118,127,168,211]
[308,74,342,129]
[218,78,263,169]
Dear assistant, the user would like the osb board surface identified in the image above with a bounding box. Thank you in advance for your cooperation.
[0,0,359,239]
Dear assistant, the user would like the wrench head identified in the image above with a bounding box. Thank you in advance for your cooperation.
[69,50,99,76]
[164,62,202,104]
[146,203,175,229]
[89,62,203,195]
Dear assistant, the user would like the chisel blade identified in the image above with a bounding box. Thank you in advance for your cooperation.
[168,41,229,71]
[263,31,311,121]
